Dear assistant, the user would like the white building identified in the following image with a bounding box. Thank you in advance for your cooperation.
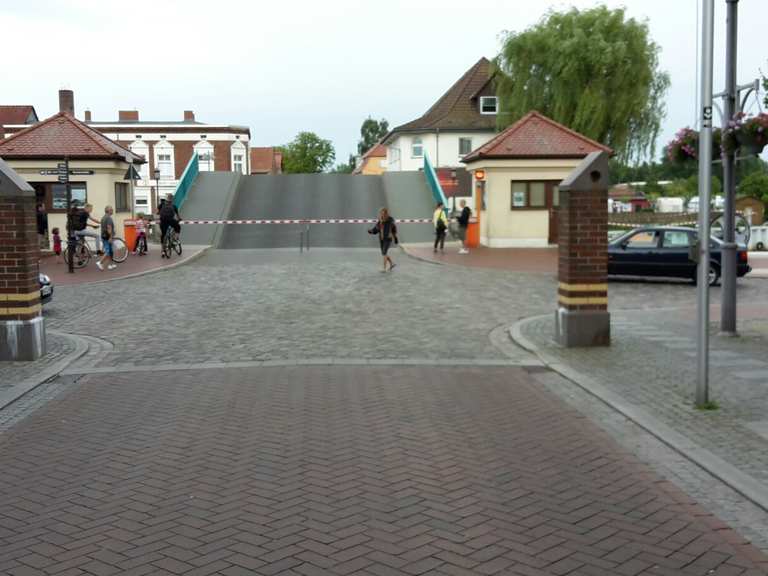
[382,57,499,202]
[87,109,250,214]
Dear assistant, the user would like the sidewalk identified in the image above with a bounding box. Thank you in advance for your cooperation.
[404,244,558,274]
[405,243,768,277]
[513,304,768,516]
[40,243,208,286]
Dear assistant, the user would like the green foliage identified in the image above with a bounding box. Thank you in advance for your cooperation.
[358,117,389,156]
[664,175,721,200]
[280,132,336,174]
[738,171,768,205]
[332,154,357,174]
[696,399,719,411]
[495,5,670,162]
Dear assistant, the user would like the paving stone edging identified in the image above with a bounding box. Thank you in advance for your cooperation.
[0,330,89,411]
[57,245,211,287]
[511,314,768,514]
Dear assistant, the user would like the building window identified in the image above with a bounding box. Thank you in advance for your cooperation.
[52,183,87,210]
[459,138,473,156]
[129,141,150,180]
[480,96,498,115]
[157,154,173,179]
[135,135,142,139]
[510,181,550,209]
[231,140,247,174]
[195,141,215,172]
[115,182,130,212]
[200,135,207,139]
[411,137,423,158]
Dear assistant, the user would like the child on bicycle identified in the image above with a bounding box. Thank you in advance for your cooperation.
[134,214,148,255]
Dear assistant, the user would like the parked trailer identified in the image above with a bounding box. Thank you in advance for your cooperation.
[750,226,768,251]
[656,197,685,213]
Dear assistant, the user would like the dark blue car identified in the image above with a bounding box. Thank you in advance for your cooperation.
[608,226,751,286]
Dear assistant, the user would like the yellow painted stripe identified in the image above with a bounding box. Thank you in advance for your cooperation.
[558,296,609,306]
[0,292,39,302]
[558,283,608,292]
[0,304,42,316]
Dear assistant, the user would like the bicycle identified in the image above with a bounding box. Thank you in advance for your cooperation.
[63,235,128,268]
[162,228,182,259]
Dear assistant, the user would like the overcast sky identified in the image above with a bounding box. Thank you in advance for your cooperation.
[2,0,766,165]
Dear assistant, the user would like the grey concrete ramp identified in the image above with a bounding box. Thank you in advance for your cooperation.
[217,172,436,249]
[179,172,241,246]
[382,172,435,244]
[220,174,387,249]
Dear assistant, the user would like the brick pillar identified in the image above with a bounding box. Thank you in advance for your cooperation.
[0,158,46,360]
[555,151,610,347]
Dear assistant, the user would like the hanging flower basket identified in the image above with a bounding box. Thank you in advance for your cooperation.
[666,127,723,164]
[724,113,768,156]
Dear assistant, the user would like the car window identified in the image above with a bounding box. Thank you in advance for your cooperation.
[625,230,660,248]
[662,231,691,248]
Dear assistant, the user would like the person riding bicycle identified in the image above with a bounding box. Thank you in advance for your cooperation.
[73,203,102,255]
[158,194,180,258]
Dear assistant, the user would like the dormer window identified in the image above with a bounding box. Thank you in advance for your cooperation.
[480,96,498,115]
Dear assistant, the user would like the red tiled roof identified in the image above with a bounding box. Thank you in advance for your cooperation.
[250,147,282,174]
[385,58,497,138]
[0,112,144,162]
[0,105,37,125]
[462,111,612,162]
[362,143,386,159]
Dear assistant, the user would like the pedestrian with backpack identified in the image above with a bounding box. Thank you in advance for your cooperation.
[433,201,448,253]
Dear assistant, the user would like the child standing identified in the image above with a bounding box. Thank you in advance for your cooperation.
[51,227,62,263]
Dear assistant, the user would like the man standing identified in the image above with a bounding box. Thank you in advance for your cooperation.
[456,199,472,254]
[36,202,49,249]
[96,205,117,271]
[74,203,101,255]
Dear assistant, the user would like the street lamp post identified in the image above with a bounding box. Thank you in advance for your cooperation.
[696,0,715,408]
[720,0,739,336]
[153,167,161,213]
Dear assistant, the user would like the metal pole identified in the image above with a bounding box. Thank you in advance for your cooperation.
[300,230,304,253]
[306,225,310,251]
[65,157,74,274]
[696,0,715,407]
[720,0,739,335]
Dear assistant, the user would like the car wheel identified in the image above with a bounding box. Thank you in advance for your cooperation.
[757,241,765,251]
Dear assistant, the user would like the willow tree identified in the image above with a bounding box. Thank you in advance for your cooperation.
[495,6,670,162]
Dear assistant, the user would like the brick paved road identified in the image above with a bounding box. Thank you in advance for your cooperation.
[1,365,766,576]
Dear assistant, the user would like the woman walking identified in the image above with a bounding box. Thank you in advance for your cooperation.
[433,202,447,253]
[368,208,399,272]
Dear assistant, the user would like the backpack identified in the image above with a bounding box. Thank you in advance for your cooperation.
[159,203,176,221]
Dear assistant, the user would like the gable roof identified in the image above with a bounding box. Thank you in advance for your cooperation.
[385,58,497,140]
[0,112,144,163]
[0,105,38,125]
[461,111,612,162]
[362,143,386,160]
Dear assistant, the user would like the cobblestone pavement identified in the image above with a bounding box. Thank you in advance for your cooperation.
[1,365,767,576]
[38,249,768,369]
[0,333,74,390]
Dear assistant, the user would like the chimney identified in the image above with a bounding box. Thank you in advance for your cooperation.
[0,125,5,141]
[118,110,139,122]
[184,110,195,122]
[84,110,92,122]
[59,89,74,115]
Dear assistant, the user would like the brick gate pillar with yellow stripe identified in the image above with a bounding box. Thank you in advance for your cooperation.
[554,151,611,347]
[0,158,46,360]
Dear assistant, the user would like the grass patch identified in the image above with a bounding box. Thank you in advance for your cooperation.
[696,400,720,411]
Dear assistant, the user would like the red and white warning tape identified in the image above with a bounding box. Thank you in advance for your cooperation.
[180,218,433,225]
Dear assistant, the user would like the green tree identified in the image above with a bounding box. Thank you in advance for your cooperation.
[332,154,357,174]
[280,132,336,174]
[358,117,389,156]
[738,171,768,204]
[495,5,670,162]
